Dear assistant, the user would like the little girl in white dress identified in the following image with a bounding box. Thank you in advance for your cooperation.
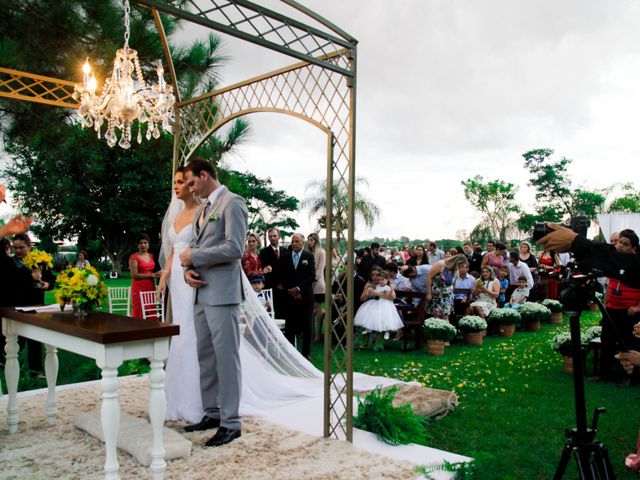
[354,271,404,343]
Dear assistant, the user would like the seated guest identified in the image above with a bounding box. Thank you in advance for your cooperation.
[452,261,476,315]
[383,263,412,292]
[389,247,406,266]
[470,266,500,319]
[249,274,271,313]
[505,276,529,310]
[497,265,510,307]
[506,250,534,300]
[400,264,431,293]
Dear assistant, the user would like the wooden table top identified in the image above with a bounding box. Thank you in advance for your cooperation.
[0,307,179,344]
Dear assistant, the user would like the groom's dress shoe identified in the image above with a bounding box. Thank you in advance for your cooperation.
[184,416,220,432]
[205,427,241,447]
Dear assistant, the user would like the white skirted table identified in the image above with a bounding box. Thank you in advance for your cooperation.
[1,307,179,480]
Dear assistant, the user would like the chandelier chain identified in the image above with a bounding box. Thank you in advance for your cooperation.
[123,0,130,50]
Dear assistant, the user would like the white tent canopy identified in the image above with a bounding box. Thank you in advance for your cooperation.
[596,213,640,241]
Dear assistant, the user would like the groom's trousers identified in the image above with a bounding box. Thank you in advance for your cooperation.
[193,303,242,430]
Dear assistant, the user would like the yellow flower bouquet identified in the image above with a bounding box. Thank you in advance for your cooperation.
[54,265,108,314]
[23,249,53,270]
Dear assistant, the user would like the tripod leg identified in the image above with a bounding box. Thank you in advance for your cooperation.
[574,448,596,480]
[593,443,616,480]
[553,443,574,480]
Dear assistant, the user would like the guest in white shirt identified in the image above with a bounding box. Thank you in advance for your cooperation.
[427,241,445,265]
[506,251,534,300]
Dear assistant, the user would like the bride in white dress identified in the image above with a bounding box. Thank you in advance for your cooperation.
[159,168,325,423]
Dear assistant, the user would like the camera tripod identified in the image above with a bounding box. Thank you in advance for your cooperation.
[552,273,622,480]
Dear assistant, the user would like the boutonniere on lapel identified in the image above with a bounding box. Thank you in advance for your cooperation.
[301,259,309,266]
[208,212,220,222]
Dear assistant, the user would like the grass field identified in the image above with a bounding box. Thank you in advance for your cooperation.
[307,311,640,479]
[3,277,639,478]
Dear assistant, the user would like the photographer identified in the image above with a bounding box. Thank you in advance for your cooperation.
[538,224,640,289]
[539,226,640,384]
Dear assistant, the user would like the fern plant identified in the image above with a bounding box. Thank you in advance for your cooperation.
[353,385,428,445]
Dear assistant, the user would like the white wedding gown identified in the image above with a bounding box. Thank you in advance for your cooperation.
[164,224,324,422]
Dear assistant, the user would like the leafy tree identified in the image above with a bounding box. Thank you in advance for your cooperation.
[302,177,380,236]
[461,175,521,243]
[608,183,640,213]
[220,170,299,238]
[521,149,605,222]
[0,0,249,270]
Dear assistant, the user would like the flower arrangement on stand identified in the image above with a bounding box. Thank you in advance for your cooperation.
[520,302,551,331]
[22,249,53,287]
[458,315,488,345]
[423,317,456,355]
[542,299,563,324]
[489,308,520,337]
[550,331,589,373]
[54,265,108,318]
[584,325,602,342]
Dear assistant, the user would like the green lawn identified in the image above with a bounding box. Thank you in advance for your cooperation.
[308,312,640,479]
[3,282,639,479]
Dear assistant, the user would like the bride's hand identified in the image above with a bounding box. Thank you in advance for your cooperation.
[158,276,167,296]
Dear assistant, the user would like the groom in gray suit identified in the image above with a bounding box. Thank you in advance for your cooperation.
[179,157,248,447]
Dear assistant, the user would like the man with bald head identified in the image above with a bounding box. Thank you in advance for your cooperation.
[278,233,316,359]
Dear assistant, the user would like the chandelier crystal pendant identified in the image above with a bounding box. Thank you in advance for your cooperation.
[73,0,175,149]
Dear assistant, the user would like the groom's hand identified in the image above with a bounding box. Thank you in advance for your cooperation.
[184,269,208,288]
[179,247,193,267]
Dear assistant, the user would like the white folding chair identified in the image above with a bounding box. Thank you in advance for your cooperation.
[108,287,131,316]
[261,288,285,330]
[140,290,164,322]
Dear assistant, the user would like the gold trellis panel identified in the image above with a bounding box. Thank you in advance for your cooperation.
[176,48,357,440]
[0,0,358,443]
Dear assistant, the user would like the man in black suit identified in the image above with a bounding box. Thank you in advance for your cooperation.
[259,228,287,316]
[279,233,316,359]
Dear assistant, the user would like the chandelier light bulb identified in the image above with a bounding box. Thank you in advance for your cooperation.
[73,0,174,149]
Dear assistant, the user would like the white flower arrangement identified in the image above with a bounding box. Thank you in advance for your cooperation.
[520,302,551,322]
[489,308,520,325]
[551,331,589,357]
[423,317,457,341]
[584,325,602,341]
[458,315,488,333]
[541,299,563,313]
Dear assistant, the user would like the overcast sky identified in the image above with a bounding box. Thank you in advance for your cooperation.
[4,1,639,241]
[188,0,640,241]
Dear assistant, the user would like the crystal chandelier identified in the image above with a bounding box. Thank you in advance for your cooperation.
[74,0,175,149]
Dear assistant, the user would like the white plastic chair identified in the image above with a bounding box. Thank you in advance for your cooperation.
[108,287,131,316]
[140,291,164,322]
[261,288,285,330]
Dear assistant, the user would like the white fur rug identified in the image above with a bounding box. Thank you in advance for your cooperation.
[0,376,418,480]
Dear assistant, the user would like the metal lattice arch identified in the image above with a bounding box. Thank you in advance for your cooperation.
[0,0,358,442]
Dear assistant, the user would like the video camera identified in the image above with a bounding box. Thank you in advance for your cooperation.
[531,216,590,242]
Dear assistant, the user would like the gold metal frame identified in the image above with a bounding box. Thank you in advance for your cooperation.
[0,0,357,442]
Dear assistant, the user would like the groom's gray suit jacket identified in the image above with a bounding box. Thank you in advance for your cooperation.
[189,186,248,304]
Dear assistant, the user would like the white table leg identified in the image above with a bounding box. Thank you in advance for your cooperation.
[4,330,20,434]
[149,358,167,480]
[101,366,120,480]
[44,344,58,424]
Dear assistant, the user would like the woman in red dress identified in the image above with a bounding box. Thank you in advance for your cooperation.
[130,233,160,319]
[538,248,560,300]
[241,233,272,277]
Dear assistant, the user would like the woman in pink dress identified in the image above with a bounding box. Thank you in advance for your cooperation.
[481,242,507,276]
[129,233,160,319]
